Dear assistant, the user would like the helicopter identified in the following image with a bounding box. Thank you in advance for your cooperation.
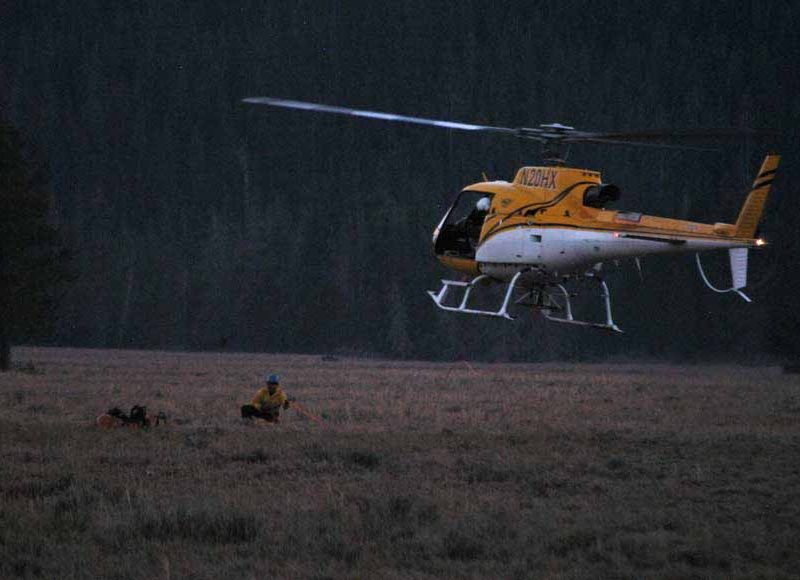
[243,97,779,332]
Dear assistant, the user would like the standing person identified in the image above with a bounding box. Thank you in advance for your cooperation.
[241,374,291,422]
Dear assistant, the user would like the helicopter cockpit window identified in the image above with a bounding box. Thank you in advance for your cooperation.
[434,191,494,259]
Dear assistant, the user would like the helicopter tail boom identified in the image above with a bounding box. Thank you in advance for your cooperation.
[734,154,780,238]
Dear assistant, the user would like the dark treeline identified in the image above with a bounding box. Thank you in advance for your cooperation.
[2,1,799,361]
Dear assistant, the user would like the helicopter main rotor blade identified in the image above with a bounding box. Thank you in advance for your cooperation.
[574,128,780,143]
[573,137,716,152]
[243,97,519,136]
[243,97,779,150]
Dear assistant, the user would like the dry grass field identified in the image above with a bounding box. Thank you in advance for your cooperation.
[1,347,799,579]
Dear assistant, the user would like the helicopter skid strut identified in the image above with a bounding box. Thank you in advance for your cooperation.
[427,272,623,332]
[538,279,623,333]
[427,271,524,319]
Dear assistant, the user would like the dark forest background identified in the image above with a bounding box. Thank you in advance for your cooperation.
[2,1,798,362]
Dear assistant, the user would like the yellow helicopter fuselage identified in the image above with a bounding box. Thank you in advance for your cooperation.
[433,156,777,281]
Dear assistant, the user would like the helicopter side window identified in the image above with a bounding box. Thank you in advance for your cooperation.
[434,191,494,259]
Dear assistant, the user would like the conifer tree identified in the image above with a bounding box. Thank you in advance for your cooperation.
[0,118,72,370]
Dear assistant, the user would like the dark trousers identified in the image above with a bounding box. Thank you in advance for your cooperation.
[241,404,280,422]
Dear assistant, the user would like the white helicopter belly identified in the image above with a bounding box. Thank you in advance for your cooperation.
[476,226,747,281]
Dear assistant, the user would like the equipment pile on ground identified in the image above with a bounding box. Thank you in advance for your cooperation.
[96,405,166,430]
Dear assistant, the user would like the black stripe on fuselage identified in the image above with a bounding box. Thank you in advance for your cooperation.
[484,181,596,238]
[620,234,686,245]
[757,169,777,179]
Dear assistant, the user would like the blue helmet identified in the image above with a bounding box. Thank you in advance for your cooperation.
[266,374,280,384]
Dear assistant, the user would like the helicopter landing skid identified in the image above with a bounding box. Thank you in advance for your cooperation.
[535,281,623,333]
[426,271,525,319]
[427,272,623,332]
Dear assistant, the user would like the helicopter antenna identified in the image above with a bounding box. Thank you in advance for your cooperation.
[243,97,779,163]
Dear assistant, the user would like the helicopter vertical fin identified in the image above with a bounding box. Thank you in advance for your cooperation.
[734,154,780,238]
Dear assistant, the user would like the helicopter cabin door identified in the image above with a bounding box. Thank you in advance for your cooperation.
[433,191,495,260]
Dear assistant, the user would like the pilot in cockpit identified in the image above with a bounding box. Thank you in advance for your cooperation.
[465,196,491,246]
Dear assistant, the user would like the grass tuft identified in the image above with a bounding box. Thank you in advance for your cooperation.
[442,529,485,561]
[118,506,260,545]
[231,448,273,463]
[345,450,381,470]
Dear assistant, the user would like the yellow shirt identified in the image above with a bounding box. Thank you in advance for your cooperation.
[251,386,288,410]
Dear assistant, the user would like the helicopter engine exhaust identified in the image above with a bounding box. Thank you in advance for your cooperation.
[583,183,621,208]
